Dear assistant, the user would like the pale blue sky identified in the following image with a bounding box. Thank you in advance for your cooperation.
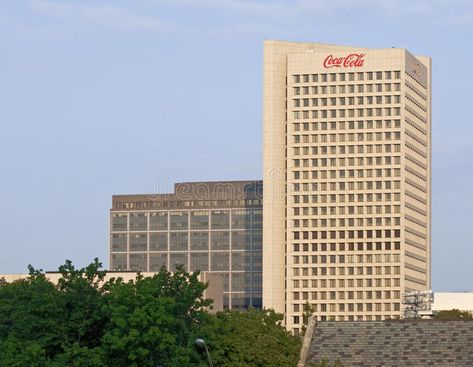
[0,0,472,291]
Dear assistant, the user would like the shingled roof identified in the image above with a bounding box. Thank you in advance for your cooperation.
[298,318,473,367]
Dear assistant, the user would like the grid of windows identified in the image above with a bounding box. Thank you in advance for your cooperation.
[286,69,429,330]
[110,208,263,310]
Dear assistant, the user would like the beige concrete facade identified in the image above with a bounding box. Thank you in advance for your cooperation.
[263,40,431,333]
[433,292,473,314]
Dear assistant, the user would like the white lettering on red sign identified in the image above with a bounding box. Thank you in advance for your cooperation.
[323,53,366,68]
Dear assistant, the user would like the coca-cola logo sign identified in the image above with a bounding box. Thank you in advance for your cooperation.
[323,53,366,68]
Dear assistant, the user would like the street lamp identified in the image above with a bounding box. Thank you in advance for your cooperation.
[194,338,214,367]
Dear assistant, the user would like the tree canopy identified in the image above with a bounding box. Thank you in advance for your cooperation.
[198,308,301,367]
[0,259,300,367]
[434,309,473,320]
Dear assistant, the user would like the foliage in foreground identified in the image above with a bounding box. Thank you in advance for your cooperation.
[199,308,301,367]
[434,309,473,320]
[310,358,344,367]
[0,259,301,367]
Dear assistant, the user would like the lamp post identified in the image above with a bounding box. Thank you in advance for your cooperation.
[194,338,214,367]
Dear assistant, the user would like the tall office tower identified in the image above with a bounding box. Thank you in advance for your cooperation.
[110,180,263,310]
[263,41,431,333]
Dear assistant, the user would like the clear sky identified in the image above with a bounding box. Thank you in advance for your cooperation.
[0,0,471,291]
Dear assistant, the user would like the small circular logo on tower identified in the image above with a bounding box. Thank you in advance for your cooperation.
[412,63,421,77]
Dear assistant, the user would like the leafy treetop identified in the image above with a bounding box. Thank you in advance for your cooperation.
[0,259,301,367]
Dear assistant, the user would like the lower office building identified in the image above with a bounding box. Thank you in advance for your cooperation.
[110,180,263,310]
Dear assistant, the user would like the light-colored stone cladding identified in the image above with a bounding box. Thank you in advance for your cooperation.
[263,41,431,334]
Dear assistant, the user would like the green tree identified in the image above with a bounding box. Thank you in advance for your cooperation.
[0,259,302,367]
[0,261,107,367]
[0,265,66,365]
[100,265,211,367]
[310,358,343,367]
[435,309,473,320]
[301,301,315,335]
[197,308,302,367]
[57,259,108,349]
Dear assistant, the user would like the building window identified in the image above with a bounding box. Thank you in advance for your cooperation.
[211,210,230,229]
[170,211,188,230]
[169,253,188,271]
[129,233,147,252]
[190,232,209,251]
[111,233,127,252]
[111,253,127,271]
[150,212,168,230]
[190,211,209,230]
[231,210,251,229]
[111,213,128,231]
[149,253,168,271]
[129,212,148,231]
[211,252,229,271]
[129,253,147,271]
[149,232,167,251]
[169,232,188,251]
[190,252,209,272]
[211,231,230,251]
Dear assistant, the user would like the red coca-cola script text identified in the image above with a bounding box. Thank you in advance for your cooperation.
[323,54,366,68]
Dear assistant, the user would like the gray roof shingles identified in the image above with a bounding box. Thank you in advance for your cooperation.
[304,320,473,367]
